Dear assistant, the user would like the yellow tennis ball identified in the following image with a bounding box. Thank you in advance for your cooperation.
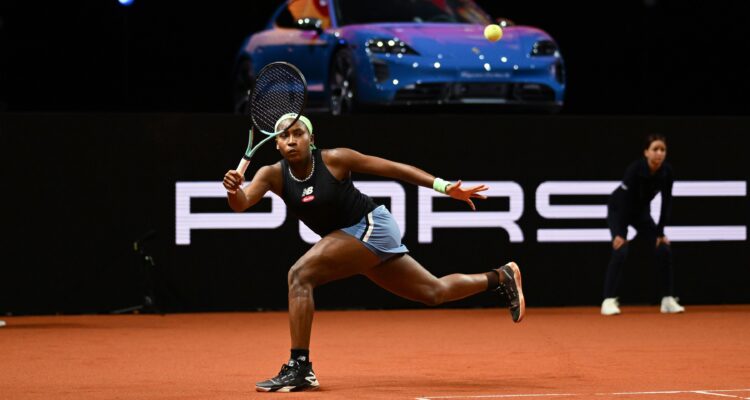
[484,24,503,42]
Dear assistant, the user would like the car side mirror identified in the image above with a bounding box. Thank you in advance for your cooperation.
[296,17,323,34]
[495,18,515,28]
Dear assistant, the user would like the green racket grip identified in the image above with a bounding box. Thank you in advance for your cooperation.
[246,133,278,158]
[242,128,255,160]
[237,128,280,176]
[237,128,255,176]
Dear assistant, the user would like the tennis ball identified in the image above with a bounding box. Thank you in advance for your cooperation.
[484,24,503,42]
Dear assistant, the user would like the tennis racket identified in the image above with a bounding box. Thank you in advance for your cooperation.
[236,61,307,176]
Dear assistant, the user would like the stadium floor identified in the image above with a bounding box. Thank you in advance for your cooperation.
[2,306,748,399]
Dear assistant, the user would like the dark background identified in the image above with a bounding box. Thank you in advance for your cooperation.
[1,0,749,114]
[1,114,747,314]
[1,1,748,315]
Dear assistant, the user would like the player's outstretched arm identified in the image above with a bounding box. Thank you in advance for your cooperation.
[224,164,275,212]
[330,148,488,210]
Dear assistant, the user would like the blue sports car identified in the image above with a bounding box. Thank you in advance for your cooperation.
[233,0,565,114]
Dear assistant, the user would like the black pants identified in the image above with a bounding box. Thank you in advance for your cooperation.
[603,204,675,299]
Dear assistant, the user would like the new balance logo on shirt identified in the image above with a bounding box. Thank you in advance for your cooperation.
[302,186,315,203]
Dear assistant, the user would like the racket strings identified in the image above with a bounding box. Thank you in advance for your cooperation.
[251,65,306,133]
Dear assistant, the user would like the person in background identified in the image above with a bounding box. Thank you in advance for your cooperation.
[601,133,685,316]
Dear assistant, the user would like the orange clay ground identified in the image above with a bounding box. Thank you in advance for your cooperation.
[1,306,749,400]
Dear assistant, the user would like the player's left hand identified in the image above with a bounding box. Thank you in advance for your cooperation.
[656,236,670,247]
[446,180,489,211]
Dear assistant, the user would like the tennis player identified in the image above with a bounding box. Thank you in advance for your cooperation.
[223,114,525,392]
[601,133,685,316]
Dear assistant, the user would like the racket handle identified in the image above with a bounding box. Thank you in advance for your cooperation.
[237,158,250,177]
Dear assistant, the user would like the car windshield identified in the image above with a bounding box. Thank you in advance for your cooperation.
[334,0,493,26]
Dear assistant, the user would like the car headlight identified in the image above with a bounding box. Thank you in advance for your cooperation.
[366,38,419,55]
[531,40,559,57]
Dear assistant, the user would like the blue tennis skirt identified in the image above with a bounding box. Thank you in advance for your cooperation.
[340,205,409,261]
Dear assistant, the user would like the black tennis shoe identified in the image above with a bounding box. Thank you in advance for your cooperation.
[255,359,319,392]
[496,262,526,323]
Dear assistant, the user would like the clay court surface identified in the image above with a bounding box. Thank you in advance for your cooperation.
[1,306,748,399]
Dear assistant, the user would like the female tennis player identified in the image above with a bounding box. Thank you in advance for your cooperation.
[601,133,685,316]
[223,114,525,392]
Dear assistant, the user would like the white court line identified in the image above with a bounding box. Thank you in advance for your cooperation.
[416,389,750,400]
[693,391,748,399]
[415,395,575,400]
[606,389,750,398]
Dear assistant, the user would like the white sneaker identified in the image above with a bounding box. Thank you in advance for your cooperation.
[0,320,5,327]
[601,298,621,316]
[661,296,685,314]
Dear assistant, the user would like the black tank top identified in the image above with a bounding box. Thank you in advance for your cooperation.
[280,149,377,237]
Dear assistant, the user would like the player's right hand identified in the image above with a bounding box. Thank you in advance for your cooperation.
[223,170,245,194]
[612,235,626,250]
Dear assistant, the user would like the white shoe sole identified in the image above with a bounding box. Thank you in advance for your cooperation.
[256,381,319,392]
[506,262,525,323]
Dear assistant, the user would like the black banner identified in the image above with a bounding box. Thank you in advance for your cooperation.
[1,113,748,314]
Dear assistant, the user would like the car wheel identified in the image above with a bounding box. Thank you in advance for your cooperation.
[232,58,254,114]
[329,49,356,115]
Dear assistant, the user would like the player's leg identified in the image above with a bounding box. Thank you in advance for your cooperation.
[287,230,381,349]
[362,254,485,305]
[256,230,381,392]
[362,254,525,322]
